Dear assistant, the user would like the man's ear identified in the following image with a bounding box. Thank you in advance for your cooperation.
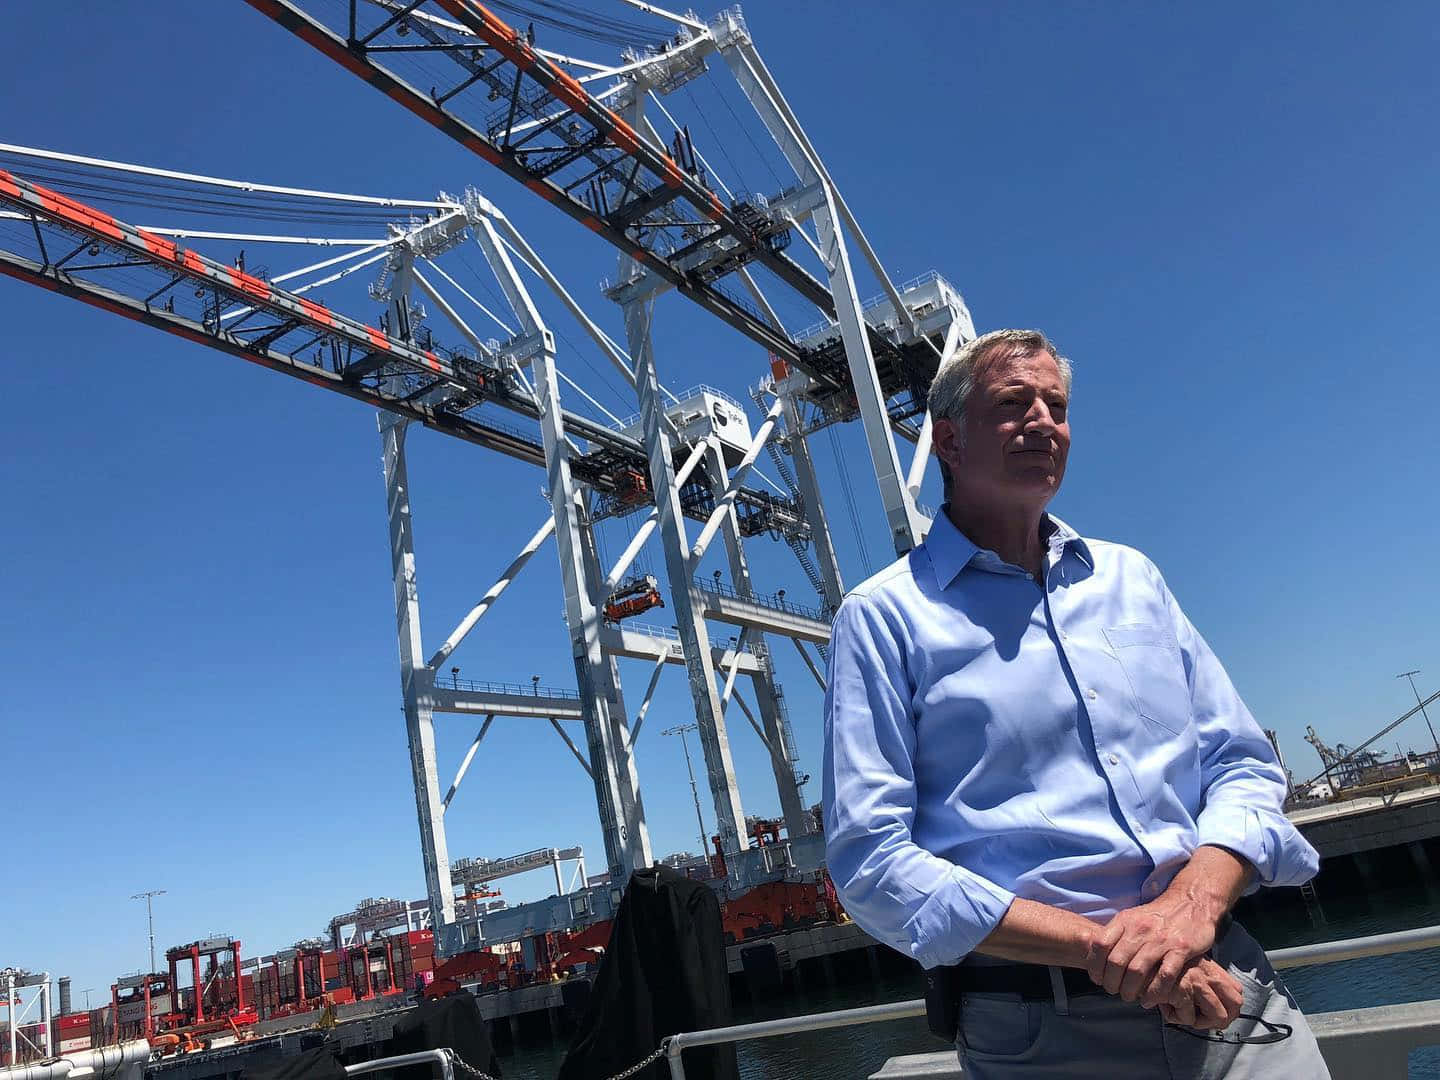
[932,416,963,472]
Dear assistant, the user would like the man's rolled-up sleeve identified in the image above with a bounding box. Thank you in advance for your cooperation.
[822,593,1015,969]
[1155,566,1320,888]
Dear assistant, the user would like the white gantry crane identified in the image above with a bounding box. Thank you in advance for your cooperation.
[0,0,974,958]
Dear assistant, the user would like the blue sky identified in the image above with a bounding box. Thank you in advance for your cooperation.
[2,1,1438,1000]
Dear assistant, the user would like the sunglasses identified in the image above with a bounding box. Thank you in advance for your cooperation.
[1167,1015,1293,1046]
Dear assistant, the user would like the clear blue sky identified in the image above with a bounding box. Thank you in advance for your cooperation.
[2,1,1438,1001]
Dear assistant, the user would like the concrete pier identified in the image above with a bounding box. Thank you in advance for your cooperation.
[1291,785,1440,858]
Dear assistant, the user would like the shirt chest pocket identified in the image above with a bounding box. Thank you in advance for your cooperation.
[1102,624,1191,735]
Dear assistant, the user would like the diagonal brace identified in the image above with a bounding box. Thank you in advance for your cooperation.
[689,399,785,563]
[629,650,669,744]
[550,718,594,778]
[428,514,556,669]
[602,439,710,592]
[442,714,495,811]
[792,637,826,691]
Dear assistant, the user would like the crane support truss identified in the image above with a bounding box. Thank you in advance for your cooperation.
[2,0,975,921]
[0,167,806,540]
[0,171,553,466]
[0,165,828,931]
[246,0,812,360]
[241,0,957,436]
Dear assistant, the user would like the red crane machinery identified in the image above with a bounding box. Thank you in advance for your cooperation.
[159,937,257,1038]
[254,941,337,1019]
[603,573,664,622]
[108,971,171,1043]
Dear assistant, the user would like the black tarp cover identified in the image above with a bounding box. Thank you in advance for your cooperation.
[559,865,739,1080]
[386,993,503,1077]
[243,1045,347,1079]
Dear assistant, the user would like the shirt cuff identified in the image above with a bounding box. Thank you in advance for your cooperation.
[902,866,1015,970]
[1196,805,1318,888]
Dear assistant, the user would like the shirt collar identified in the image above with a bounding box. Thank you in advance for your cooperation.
[925,506,1092,588]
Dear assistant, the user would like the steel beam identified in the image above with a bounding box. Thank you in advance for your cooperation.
[707,441,810,838]
[695,581,833,644]
[689,399,785,563]
[597,624,764,674]
[442,715,494,811]
[792,637,827,692]
[431,686,585,720]
[428,514,555,669]
[778,385,845,613]
[577,501,653,874]
[722,44,926,556]
[907,317,965,498]
[630,650,669,744]
[380,413,460,956]
[471,214,651,883]
[624,295,748,859]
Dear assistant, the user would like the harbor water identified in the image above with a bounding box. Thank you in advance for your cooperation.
[495,877,1440,1079]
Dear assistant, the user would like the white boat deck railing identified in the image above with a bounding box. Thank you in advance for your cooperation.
[658,925,1440,1079]
[9,929,1438,1080]
[344,1048,455,1078]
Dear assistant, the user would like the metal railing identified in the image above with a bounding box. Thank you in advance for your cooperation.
[692,575,827,623]
[793,272,949,344]
[611,621,760,655]
[435,676,580,700]
[344,1048,455,1079]
[657,925,1440,1079]
[608,382,748,432]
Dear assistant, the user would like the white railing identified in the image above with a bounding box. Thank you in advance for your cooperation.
[657,925,1440,1079]
[345,1049,454,1078]
[608,382,747,431]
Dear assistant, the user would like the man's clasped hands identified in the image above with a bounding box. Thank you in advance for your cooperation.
[1084,865,1246,1030]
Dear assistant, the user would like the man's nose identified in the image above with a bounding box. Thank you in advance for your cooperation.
[1024,399,1056,434]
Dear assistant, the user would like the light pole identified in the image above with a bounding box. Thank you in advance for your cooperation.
[1398,670,1440,764]
[82,988,94,1011]
[662,723,709,859]
[130,889,166,975]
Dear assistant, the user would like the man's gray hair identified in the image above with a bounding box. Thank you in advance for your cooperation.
[927,328,1073,429]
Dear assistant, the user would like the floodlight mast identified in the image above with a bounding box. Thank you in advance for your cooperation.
[130,889,166,976]
[663,723,710,859]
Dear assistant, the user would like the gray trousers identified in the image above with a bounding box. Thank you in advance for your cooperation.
[955,923,1329,1079]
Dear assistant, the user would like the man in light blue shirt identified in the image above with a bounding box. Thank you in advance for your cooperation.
[822,329,1327,1077]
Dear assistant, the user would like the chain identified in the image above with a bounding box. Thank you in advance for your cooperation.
[448,1052,501,1080]
[601,1042,670,1078]
[447,1041,669,1080]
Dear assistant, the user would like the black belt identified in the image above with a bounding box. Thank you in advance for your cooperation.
[949,963,1104,1001]
[925,963,1100,1041]
[924,915,1237,1042]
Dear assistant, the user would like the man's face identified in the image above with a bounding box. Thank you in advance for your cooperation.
[934,348,1070,509]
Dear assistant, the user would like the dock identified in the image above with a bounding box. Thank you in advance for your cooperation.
[1291,784,1440,859]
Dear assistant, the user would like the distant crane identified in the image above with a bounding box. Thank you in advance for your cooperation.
[1300,686,1440,796]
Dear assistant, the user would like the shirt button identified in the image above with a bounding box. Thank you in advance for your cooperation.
[1107,753,1119,765]
[1086,689,1098,701]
